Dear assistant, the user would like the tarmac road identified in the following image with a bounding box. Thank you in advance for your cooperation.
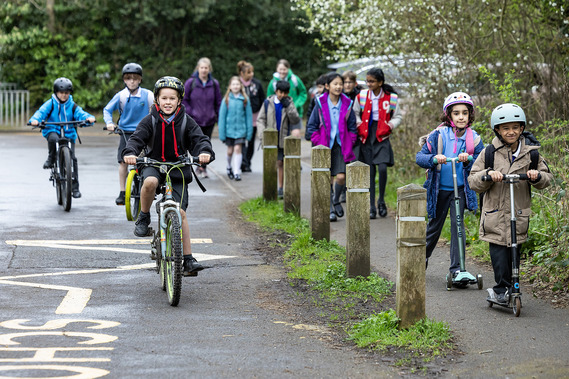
[0,127,568,378]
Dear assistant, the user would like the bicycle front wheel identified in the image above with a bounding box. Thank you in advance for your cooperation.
[125,169,141,221]
[54,167,63,205]
[164,212,183,306]
[59,147,73,212]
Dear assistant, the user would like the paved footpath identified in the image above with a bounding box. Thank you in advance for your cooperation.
[208,135,568,378]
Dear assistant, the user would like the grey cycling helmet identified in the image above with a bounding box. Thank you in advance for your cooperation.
[490,103,526,129]
[122,62,143,77]
[53,77,73,93]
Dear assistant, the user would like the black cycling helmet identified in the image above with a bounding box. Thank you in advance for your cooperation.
[122,62,143,77]
[154,76,185,99]
[53,77,73,93]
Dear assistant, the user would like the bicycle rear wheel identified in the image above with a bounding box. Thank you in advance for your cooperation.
[59,146,73,212]
[164,212,183,306]
[125,169,141,221]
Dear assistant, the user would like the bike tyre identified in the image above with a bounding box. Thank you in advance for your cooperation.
[125,169,141,221]
[60,147,73,212]
[54,167,63,205]
[164,212,183,306]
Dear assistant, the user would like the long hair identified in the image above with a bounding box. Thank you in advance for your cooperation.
[224,76,249,107]
[440,104,476,127]
[367,68,397,95]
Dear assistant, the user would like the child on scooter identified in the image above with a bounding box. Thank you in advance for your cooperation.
[468,103,552,304]
[416,92,484,277]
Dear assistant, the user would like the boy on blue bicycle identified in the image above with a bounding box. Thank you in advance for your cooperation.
[123,76,214,276]
[29,77,96,199]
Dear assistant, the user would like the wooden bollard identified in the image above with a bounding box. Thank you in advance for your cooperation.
[283,136,301,215]
[310,145,331,241]
[262,129,279,201]
[396,183,427,329]
[346,161,370,278]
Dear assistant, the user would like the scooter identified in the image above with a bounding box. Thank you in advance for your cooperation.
[481,173,538,317]
[433,156,483,291]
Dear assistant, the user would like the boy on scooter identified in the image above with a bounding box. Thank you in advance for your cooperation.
[468,103,552,304]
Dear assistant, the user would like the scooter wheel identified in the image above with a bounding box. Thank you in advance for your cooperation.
[477,274,483,290]
[446,273,453,291]
[488,301,493,308]
[513,297,522,317]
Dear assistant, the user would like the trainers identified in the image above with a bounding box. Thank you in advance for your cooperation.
[378,202,388,217]
[72,189,82,199]
[134,211,151,237]
[495,292,508,304]
[43,158,54,169]
[183,255,204,277]
[278,187,283,199]
[234,174,241,181]
[227,167,234,180]
[115,191,125,205]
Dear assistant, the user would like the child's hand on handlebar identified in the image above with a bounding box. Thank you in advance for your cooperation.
[106,123,116,131]
[487,170,504,182]
[198,153,211,165]
[527,169,540,181]
[123,155,137,165]
[458,153,470,162]
[87,117,96,123]
[434,154,447,165]
[30,120,39,126]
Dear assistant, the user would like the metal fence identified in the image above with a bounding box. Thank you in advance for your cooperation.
[0,83,30,127]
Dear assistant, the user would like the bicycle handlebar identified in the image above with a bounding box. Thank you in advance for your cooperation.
[103,126,125,135]
[432,155,473,165]
[28,120,93,129]
[135,155,211,167]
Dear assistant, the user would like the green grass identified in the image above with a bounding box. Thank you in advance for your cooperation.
[240,197,454,360]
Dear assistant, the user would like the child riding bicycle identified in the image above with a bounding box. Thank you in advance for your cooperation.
[29,77,96,199]
[103,63,154,206]
[122,76,214,276]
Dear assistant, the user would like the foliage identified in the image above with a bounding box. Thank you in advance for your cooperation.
[0,0,329,110]
[348,310,452,355]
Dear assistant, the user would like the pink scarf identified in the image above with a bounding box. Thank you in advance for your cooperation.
[240,77,252,87]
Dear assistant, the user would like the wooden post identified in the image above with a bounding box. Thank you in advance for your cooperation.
[310,145,331,241]
[283,136,301,215]
[396,183,427,329]
[346,161,370,278]
[263,129,278,201]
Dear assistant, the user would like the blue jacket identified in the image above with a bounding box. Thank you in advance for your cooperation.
[415,126,484,219]
[218,93,253,141]
[102,87,153,132]
[30,94,94,142]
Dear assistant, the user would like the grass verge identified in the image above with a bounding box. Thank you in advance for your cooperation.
[240,197,454,369]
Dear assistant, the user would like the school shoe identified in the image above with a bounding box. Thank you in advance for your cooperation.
[234,174,241,181]
[278,187,283,199]
[72,189,82,198]
[43,158,54,169]
[330,212,337,222]
[183,255,204,277]
[227,167,234,180]
[378,202,388,217]
[201,167,209,179]
[241,165,252,173]
[370,207,377,219]
[115,191,125,205]
[134,211,151,237]
[333,203,344,218]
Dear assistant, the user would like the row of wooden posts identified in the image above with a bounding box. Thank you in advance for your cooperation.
[261,129,427,328]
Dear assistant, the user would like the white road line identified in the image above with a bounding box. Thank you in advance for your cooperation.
[6,238,213,245]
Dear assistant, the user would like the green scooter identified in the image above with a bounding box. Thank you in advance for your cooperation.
[433,156,483,291]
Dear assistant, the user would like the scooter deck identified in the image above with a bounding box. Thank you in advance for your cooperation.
[486,298,512,308]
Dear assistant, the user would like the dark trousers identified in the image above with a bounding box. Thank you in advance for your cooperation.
[370,163,387,207]
[47,132,79,191]
[426,189,466,273]
[489,242,522,295]
[242,126,257,169]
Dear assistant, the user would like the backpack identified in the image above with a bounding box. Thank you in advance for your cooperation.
[479,131,540,210]
[47,100,77,120]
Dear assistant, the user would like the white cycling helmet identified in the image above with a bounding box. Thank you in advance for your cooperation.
[490,103,526,129]
[443,92,474,112]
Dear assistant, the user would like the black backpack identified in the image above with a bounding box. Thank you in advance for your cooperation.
[479,131,540,211]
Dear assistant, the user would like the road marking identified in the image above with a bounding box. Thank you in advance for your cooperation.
[0,319,120,330]
[0,332,117,346]
[0,365,109,378]
[0,347,113,362]
[6,239,212,245]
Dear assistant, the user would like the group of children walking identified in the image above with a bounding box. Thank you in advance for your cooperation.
[29,59,553,301]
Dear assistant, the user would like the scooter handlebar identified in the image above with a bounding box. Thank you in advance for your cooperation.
[481,173,541,182]
[432,155,473,165]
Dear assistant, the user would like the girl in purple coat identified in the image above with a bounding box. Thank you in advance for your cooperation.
[306,72,358,221]
[182,57,222,178]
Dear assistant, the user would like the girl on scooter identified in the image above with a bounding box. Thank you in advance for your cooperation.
[416,92,485,277]
[468,103,552,304]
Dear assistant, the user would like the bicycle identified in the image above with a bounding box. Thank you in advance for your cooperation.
[29,120,92,212]
[104,126,141,221]
[135,154,208,306]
